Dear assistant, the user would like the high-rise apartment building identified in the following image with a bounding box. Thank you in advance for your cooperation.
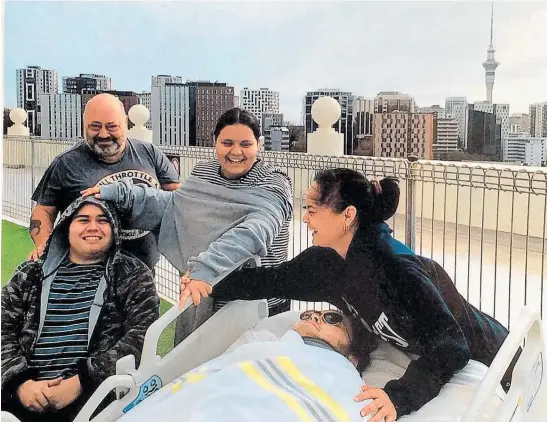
[472,102,509,160]
[530,102,547,138]
[16,66,58,135]
[40,93,82,139]
[373,113,434,159]
[304,90,355,155]
[240,88,279,129]
[445,97,468,149]
[151,75,190,146]
[63,74,112,94]
[353,97,374,156]
[433,118,459,160]
[187,81,234,147]
[417,105,446,119]
[509,113,531,135]
[262,113,284,134]
[505,135,546,166]
[263,126,290,151]
[137,92,152,129]
[374,92,415,114]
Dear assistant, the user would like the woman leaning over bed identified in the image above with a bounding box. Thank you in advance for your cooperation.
[183,168,514,422]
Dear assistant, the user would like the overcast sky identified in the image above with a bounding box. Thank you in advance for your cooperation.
[4,1,547,122]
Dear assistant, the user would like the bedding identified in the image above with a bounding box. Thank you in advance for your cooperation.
[117,328,372,421]
[229,311,506,421]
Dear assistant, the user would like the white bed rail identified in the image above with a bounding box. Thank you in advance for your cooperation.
[462,306,546,422]
[74,256,266,422]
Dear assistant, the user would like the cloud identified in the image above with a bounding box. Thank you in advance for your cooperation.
[4,1,546,121]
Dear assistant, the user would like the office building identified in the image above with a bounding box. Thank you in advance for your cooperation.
[472,102,509,160]
[187,81,234,147]
[16,66,58,135]
[530,102,547,137]
[40,93,82,139]
[151,75,190,146]
[63,74,111,94]
[467,107,501,160]
[374,91,415,113]
[445,97,468,149]
[240,88,279,129]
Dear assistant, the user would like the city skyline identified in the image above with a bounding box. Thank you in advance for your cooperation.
[3,1,547,122]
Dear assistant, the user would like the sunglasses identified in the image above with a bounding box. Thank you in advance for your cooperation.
[300,310,346,327]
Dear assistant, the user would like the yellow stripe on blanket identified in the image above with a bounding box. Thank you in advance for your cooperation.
[276,356,349,422]
[239,361,312,422]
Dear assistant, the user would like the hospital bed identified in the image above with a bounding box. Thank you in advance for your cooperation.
[2,290,546,421]
[77,300,545,422]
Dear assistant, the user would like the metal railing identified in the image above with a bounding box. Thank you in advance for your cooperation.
[3,136,546,329]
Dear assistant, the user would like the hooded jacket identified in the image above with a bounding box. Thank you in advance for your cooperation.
[1,196,160,402]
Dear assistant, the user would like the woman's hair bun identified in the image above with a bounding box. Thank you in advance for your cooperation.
[371,177,400,223]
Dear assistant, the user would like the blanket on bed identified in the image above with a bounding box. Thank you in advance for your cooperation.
[118,330,370,422]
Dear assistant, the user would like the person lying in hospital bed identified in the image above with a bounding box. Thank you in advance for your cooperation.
[118,309,378,422]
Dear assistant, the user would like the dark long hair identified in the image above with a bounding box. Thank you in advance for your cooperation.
[213,108,261,141]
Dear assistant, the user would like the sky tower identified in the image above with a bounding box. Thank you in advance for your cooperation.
[483,4,500,103]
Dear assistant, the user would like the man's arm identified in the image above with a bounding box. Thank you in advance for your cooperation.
[76,270,160,393]
[1,262,40,396]
[30,158,64,257]
[29,204,58,256]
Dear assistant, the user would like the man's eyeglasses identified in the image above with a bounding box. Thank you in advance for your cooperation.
[87,122,120,133]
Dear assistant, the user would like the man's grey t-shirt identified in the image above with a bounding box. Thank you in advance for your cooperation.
[32,138,180,268]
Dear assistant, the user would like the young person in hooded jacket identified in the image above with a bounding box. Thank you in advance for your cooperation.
[180,168,515,422]
[1,197,159,422]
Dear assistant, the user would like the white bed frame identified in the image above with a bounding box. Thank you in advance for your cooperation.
[2,302,545,422]
[73,298,269,422]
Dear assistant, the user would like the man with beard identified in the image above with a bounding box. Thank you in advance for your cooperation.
[29,93,181,269]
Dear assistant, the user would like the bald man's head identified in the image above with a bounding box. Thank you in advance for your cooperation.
[84,93,128,163]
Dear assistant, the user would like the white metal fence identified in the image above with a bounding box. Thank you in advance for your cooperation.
[3,136,546,328]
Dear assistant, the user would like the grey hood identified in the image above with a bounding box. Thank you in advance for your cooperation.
[40,196,122,277]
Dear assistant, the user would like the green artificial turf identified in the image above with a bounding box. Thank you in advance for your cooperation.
[1,219,174,356]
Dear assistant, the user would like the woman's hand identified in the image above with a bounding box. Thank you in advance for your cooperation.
[354,384,397,422]
[179,273,212,308]
[80,186,102,199]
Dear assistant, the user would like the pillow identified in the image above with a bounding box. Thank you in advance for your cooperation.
[225,311,300,352]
